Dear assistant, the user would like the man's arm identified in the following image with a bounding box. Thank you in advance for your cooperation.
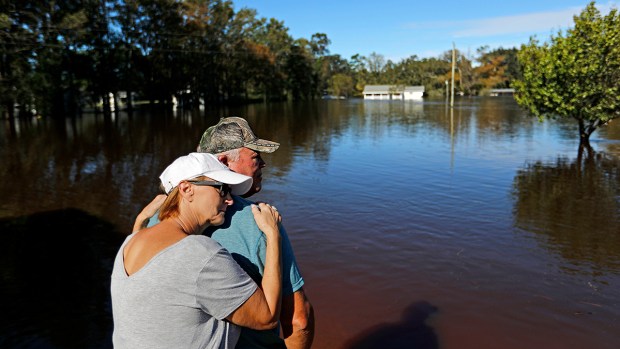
[281,287,314,349]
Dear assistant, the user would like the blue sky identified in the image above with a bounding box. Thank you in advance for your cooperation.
[233,0,619,61]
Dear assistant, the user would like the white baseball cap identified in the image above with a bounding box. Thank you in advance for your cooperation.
[159,152,252,195]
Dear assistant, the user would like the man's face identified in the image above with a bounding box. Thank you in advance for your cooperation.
[227,147,266,197]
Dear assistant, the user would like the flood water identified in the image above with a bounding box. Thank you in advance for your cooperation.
[1,97,619,349]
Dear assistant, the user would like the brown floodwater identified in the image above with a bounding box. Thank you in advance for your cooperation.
[1,97,619,349]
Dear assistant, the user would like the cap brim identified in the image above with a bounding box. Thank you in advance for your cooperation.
[244,138,280,153]
[206,169,253,195]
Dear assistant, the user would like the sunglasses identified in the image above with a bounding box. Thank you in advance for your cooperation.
[188,180,231,198]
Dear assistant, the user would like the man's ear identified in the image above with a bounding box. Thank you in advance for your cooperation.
[217,154,229,166]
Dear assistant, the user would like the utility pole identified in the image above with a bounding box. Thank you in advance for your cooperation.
[450,42,456,108]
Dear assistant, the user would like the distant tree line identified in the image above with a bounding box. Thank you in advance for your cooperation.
[1,0,520,119]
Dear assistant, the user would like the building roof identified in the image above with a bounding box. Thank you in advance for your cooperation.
[363,85,425,93]
[404,86,425,92]
[363,85,393,93]
[489,88,515,92]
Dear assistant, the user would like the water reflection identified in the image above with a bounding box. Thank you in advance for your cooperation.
[512,150,620,274]
[0,110,226,229]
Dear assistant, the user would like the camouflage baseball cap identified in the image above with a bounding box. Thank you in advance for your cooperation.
[197,116,280,154]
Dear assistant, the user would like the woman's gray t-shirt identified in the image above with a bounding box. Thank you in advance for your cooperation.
[111,233,258,349]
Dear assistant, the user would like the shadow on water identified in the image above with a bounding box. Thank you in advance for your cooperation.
[512,149,620,275]
[0,209,124,349]
[340,301,439,349]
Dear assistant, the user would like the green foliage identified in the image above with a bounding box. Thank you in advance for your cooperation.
[513,1,620,144]
[328,73,353,97]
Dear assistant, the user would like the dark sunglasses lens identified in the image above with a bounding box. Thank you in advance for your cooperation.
[221,184,231,197]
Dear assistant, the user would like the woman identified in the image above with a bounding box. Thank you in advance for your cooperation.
[111,152,282,349]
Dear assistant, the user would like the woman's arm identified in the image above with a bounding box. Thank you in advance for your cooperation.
[226,202,282,330]
[132,194,166,232]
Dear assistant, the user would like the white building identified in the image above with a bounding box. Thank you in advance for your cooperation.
[363,85,425,100]
[404,86,424,100]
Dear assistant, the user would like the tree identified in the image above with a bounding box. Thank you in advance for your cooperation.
[476,46,519,93]
[513,1,620,147]
[251,17,293,100]
[309,33,330,57]
[0,4,38,118]
[328,73,353,97]
[285,42,315,100]
[365,52,386,83]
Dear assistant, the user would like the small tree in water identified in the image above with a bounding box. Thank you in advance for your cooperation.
[513,1,620,149]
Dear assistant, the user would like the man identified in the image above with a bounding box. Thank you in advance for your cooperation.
[136,117,314,349]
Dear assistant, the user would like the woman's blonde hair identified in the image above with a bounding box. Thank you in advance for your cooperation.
[158,187,182,221]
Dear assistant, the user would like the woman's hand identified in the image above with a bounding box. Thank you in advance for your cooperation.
[251,202,281,237]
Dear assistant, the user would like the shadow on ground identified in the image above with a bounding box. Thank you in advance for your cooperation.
[341,300,439,349]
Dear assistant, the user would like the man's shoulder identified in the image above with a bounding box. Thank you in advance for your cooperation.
[231,195,254,210]
[206,195,259,237]
[227,195,256,223]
